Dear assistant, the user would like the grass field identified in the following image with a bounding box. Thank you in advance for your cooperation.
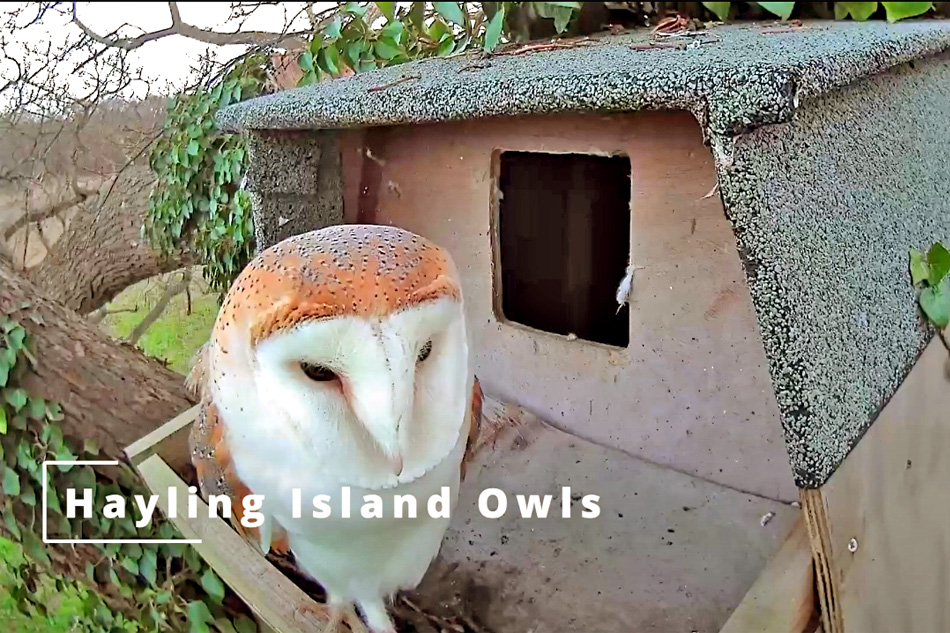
[0,269,218,631]
[98,269,219,374]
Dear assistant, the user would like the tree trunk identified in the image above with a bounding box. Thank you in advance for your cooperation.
[25,165,192,314]
[0,254,195,460]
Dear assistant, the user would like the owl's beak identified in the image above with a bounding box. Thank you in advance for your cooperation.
[392,454,404,477]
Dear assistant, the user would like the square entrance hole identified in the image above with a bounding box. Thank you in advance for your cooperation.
[496,151,631,347]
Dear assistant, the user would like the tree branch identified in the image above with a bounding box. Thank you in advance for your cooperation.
[127,269,190,345]
[70,1,309,51]
[3,180,100,242]
[87,304,139,324]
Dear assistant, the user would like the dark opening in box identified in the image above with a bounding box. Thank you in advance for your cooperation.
[496,151,631,347]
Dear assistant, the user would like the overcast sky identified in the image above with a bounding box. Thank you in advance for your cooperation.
[2,2,321,101]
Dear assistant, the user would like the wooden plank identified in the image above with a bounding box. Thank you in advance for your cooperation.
[124,405,199,471]
[135,454,330,633]
[719,519,815,633]
[803,338,950,633]
[801,488,841,633]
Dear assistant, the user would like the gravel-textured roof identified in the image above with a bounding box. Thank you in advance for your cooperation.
[217,20,950,136]
[218,20,950,488]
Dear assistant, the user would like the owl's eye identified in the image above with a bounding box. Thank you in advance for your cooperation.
[300,362,337,382]
[417,340,433,363]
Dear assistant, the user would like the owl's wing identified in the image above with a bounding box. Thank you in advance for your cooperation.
[460,376,484,482]
[188,401,303,578]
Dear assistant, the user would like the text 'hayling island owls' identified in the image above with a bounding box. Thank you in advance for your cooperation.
[64,486,602,530]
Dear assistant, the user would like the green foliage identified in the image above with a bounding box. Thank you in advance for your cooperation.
[881,2,934,22]
[835,2,879,20]
[146,58,269,295]
[296,2,582,86]
[757,2,797,19]
[702,1,937,21]
[702,2,732,20]
[910,242,950,328]
[0,312,258,632]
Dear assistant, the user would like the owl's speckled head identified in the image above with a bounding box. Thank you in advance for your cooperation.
[207,224,472,490]
[214,224,461,348]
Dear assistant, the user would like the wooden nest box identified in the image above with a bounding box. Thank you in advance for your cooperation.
[131,20,950,633]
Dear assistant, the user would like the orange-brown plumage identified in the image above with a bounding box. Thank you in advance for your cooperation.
[213,225,460,350]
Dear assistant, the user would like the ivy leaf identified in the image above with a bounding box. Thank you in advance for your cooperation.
[120,557,139,576]
[757,1,796,19]
[187,140,200,156]
[185,545,203,573]
[881,1,933,21]
[434,2,466,26]
[834,1,879,20]
[380,19,404,44]
[46,482,62,515]
[27,397,45,420]
[201,568,226,603]
[215,619,239,633]
[20,482,35,506]
[3,388,27,412]
[0,408,6,434]
[83,438,99,455]
[437,36,456,56]
[376,1,395,21]
[926,242,950,286]
[533,2,577,31]
[702,1,732,20]
[55,446,77,471]
[45,402,64,422]
[233,615,257,633]
[140,548,158,586]
[484,6,505,52]
[324,15,342,39]
[187,601,215,633]
[297,50,314,72]
[4,508,20,539]
[920,278,950,328]
[6,325,25,349]
[374,37,401,60]
[910,248,930,286]
[22,530,50,566]
[553,6,573,33]
[342,2,366,16]
[3,466,19,496]
[326,44,341,75]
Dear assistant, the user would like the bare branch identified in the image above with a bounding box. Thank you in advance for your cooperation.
[127,269,191,344]
[3,179,100,242]
[70,1,309,51]
[87,304,139,324]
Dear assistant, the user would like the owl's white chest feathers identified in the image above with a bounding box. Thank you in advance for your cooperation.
[207,304,473,609]
[226,401,468,605]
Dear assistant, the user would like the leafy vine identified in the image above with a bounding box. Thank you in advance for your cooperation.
[1,311,254,633]
[910,242,950,354]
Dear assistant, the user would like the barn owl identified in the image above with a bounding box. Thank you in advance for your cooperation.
[186,225,483,633]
